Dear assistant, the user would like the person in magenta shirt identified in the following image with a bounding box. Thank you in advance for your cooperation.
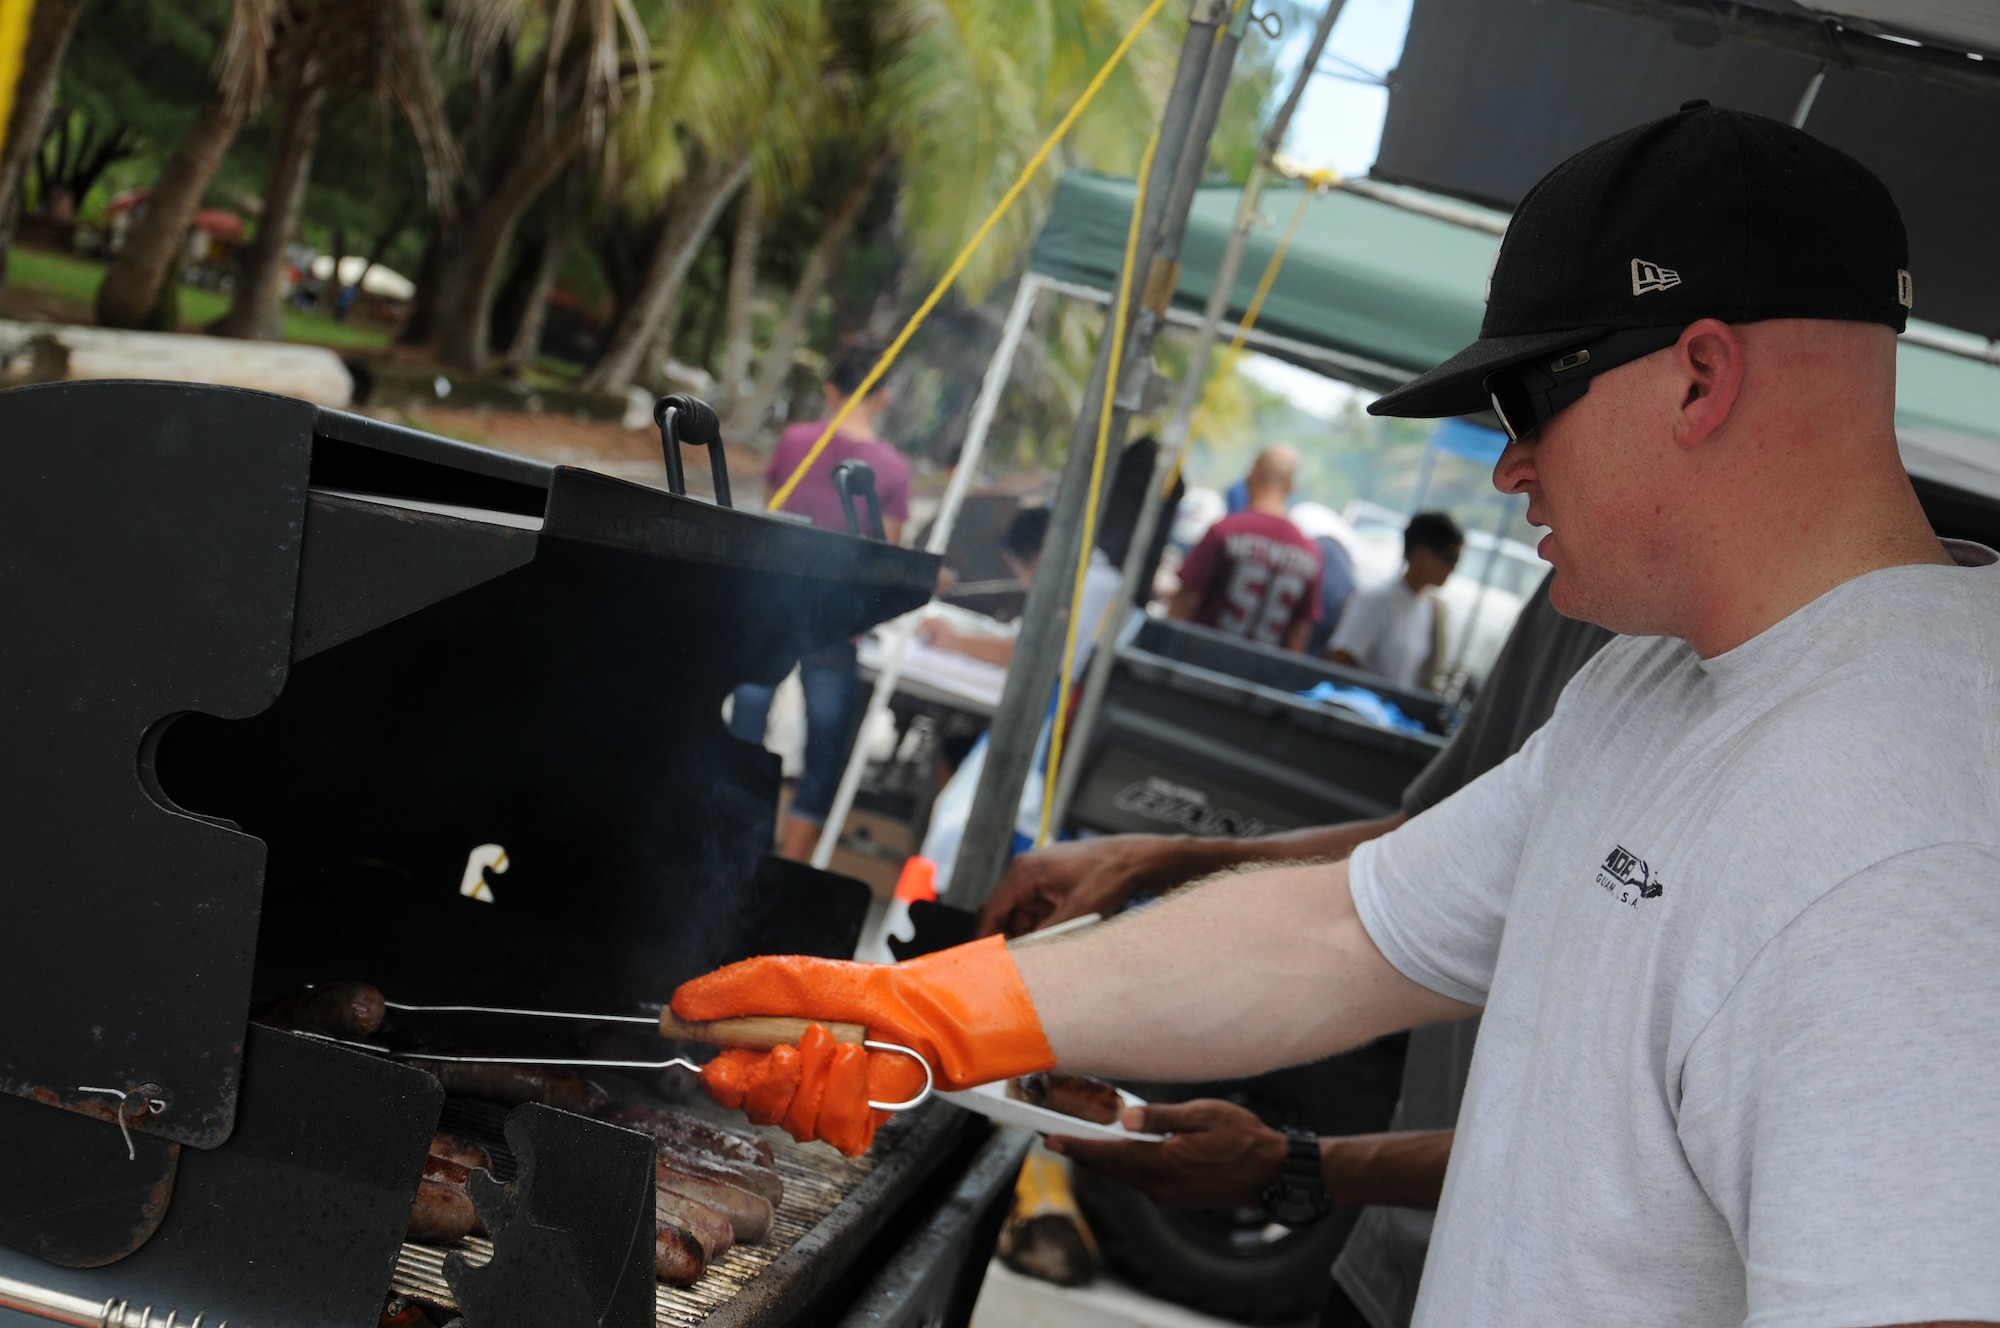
[1170,445,1324,652]
[761,346,912,542]
[730,345,911,861]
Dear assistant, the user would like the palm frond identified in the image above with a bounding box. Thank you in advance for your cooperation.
[215,0,280,117]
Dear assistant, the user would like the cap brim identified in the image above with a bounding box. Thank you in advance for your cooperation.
[1369,327,1608,418]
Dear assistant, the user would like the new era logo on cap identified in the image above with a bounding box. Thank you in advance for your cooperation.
[1632,259,1681,295]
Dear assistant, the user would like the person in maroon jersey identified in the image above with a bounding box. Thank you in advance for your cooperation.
[1169,445,1324,651]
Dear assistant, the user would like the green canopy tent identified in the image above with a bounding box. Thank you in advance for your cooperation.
[1027,172,1500,392]
[1011,169,2000,507]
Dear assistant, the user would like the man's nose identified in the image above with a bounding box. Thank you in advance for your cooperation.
[1492,438,1536,496]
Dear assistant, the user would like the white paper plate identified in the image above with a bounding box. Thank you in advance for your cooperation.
[938,1080,1166,1142]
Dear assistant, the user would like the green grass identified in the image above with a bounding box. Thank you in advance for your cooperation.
[4,248,393,351]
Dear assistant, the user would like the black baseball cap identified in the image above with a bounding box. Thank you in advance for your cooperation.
[1369,101,1913,419]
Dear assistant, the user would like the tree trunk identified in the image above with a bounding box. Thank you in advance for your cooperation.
[432,114,590,371]
[717,176,762,408]
[0,0,91,282]
[503,171,585,371]
[216,75,326,340]
[725,153,885,441]
[95,83,251,329]
[580,148,752,394]
[325,225,347,314]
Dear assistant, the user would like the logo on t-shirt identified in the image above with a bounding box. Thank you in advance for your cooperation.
[1596,844,1664,907]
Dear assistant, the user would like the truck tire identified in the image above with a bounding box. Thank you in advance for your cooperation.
[1071,1035,1407,1324]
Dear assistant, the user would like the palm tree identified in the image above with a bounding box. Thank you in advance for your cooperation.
[711,0,1173,438]
[215,0,453,341]
[413,0,651,371]
[0,0,93,283]
[577,0,824,393]
[94,0,276,329]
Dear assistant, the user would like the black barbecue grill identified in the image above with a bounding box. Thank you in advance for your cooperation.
[0,381,1027,1328]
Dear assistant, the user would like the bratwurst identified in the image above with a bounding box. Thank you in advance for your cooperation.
[406,1156,477,1244]
[655,1186,733,1261]
[254,981,386,1040]
[598,1102,777,1171]
[1010,1072,1123,1125]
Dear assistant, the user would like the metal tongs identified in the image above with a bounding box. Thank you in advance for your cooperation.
[328,1001,933,1113]
[0,1272,237,1328]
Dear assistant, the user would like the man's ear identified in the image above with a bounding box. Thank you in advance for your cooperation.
[1672,319,1745,449]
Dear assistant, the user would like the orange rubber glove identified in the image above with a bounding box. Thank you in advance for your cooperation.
[676,936,1057,1154]
[699,1025,921,1156]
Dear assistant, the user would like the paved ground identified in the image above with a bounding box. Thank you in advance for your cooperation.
[970,1260,1316,1328]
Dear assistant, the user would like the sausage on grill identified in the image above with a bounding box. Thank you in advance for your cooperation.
[655,1223,706,1286]
[655,1160,774,1244]
[428,1131,492,1174]
[254,982,387,1039]
[656,1186,733,1261]
[599,1102,775,1170]
[406,1157,476,1244]
[654,1142,782,1209]
[428,1063,609,1115]
[1010,1072,1123,1125]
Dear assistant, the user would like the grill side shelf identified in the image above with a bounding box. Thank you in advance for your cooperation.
[0,381,314,1152]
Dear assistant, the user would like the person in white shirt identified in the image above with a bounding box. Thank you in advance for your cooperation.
[672,105,2000,1328]
[1328,511,1462,688]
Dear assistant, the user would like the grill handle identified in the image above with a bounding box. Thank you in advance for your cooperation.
[830,460,885,540]
[657,1012,867,1051]
[653,395,732,508]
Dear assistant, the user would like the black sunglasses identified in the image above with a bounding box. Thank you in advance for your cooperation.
[1483,325,1688,442]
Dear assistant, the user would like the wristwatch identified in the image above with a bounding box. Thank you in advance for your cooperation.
[1260,1127,1331,1226]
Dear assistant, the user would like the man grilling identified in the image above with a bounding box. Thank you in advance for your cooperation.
[672,105,2000,1326]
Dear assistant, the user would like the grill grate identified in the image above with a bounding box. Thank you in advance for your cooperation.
[393,1099,919,1326]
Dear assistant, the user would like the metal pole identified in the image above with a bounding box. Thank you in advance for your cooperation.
[1050,1,1342,831]
[811,274,1046,871]
[1162,0,1345,453]
[948,0,1236,910]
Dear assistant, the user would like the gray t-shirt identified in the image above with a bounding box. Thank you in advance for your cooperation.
[1350,542,2000,1328]
[1334,581,1614,1328]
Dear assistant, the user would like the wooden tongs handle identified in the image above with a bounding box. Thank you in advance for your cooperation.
[657,1011,867,1051]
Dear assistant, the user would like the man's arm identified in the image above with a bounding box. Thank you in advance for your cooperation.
[1282,617,1312,653]
[1328,647,1362,668]
[1166,586,1202,620]
[1013,857,1476,1081]
[977,813,1406,938]
[1052,1096,1453,1211]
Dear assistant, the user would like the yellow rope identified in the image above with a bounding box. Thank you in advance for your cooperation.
[0,0,36,168]
[1161,173,1330,499]
[767,0,1171,513]
[1037,129,1158,848]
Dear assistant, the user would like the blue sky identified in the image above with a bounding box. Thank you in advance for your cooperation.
[1271,0,1414,177]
